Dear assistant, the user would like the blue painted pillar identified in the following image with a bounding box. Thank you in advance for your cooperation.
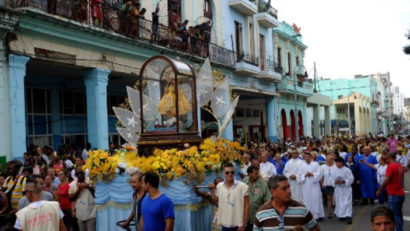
[84,68,110,150]
[0,42,11,160]
[9,54,30,159]
[267,96,278,142]
[50,89,62,150]
[222,120,234,141]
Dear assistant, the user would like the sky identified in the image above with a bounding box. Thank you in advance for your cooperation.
[274,0,410,96]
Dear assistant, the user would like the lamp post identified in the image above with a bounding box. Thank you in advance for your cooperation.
[293,65,307,141]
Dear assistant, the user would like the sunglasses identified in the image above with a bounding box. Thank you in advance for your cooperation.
[224,171,235,175]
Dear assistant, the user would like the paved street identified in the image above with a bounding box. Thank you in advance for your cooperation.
[317,171,410,231]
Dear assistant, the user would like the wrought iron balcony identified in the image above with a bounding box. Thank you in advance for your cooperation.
[277,75,313,97]
[237,51,259,66]
[13,0,236,68]
[257,1,278,19]
[235,51,260,75]
[258,58,281,81]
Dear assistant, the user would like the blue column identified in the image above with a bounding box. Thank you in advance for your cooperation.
[9,54,30,159]
[222,120,234,141]
[84,68,110,150]
[267,96,278,142]
[50,89,62,150]
[0,45,10,160]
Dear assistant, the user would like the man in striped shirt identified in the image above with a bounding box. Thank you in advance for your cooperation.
[254,175,320,231]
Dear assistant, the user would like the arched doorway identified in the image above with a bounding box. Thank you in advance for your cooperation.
[281,109,289,140]
[290,110,296,140]
[298,110,304,137]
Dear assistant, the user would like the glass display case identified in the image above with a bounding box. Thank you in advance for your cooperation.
[137,56,201,154]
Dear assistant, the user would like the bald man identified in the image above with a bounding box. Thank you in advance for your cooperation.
[15,179,66,231]
[259,152,277,181]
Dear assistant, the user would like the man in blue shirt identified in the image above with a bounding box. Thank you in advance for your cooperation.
[140,172,174,231]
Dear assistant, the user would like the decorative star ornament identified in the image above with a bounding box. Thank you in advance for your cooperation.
[127,116,137,128]
[215,96,226,105]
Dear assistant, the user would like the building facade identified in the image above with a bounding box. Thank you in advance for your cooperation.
[317,75,380,135]
[372,73,394,135]
[273,22,313,141]
[1,0,299,160]
[0,0,242,160]
[223,0,281,144]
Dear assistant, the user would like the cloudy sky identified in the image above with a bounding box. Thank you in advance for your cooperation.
[274,0,410,96]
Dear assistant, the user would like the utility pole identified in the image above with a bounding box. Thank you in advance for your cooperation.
[313,62,317,93]
[347,94,351,135]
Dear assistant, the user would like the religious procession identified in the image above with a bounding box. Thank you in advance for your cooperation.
[1,0,410,231]
[0,55,409,231]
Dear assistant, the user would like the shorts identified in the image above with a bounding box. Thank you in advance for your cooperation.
[324,186,335,196]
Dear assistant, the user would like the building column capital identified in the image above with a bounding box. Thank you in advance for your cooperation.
[83,68,110,86]
[9,54,30,69]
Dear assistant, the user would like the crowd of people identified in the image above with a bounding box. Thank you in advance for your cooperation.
[0,143,96,231]
[28,0,212,58]
[0,133,409,231]
[193,133,409,231]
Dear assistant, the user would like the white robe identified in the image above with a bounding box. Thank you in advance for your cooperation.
[283,158,303,202]
[333,166,354,218]
[299,161,325,219]
[259,162,277,180]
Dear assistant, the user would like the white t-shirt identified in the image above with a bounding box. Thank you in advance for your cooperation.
[216,180,249,227]
[339,152,347,160]
[320,164,337,187]
[65,159,74,169]
[14,201,64,229]
[240,162,251,176]
[376,164,387,185]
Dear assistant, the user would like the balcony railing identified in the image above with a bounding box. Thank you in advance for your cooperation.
[257,0,278,19]
[237,51,259,66]
[14,0,235,67]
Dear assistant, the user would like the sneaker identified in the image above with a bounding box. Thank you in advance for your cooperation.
[317,218,324,222]
[347,218,352,224]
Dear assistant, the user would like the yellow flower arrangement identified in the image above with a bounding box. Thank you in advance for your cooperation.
[85,150,119,183]
[86,138,244,184]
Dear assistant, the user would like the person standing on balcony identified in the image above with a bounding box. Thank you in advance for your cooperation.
[129,2,141,39]
[179,20,189,51]
[91,0,103,27]
[151,5,159,42]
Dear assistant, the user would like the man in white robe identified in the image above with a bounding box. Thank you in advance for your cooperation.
[283,150,303,202]
[333,157,354,224]
[259,152,277,181]
[299,152,325,220]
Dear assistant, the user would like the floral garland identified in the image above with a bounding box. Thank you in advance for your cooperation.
[85,138,244,184]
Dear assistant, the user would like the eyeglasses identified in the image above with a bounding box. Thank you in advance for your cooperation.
[224,171,235,175]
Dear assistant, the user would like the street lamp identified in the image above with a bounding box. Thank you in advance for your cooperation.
[293,65,308,141]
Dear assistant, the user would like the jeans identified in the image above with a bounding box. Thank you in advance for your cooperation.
[387,195,405,231]
[222,226,238,231]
